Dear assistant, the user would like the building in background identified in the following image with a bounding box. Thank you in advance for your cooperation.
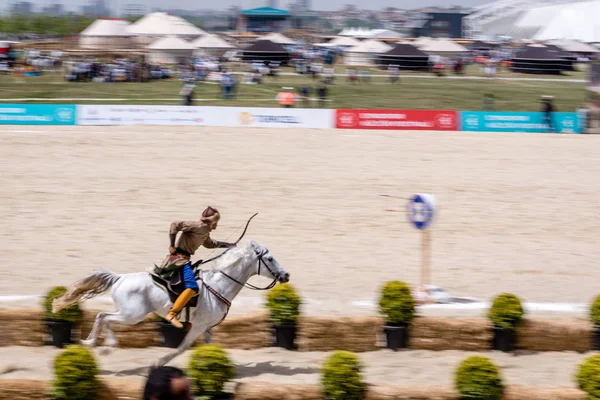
[9,1,34,14]
[121,4,147,17]
[237,7,291,33]
[411,10,469,38]
[266,0,278,8]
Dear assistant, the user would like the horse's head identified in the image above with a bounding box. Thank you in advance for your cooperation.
[250,241,290,284]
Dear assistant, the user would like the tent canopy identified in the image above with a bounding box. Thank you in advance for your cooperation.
[258,32,295,45]
[347,39,392,54]
[128,12,206,37]
[81,18,133,37]
[147,36,196,50]
[192,34,235,49]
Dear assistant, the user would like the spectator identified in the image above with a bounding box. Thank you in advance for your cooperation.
[143,366,192,400]
[316,85,328,108]
[541,95,556,132]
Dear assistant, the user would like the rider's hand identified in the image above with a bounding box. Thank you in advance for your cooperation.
[169,246,176,255]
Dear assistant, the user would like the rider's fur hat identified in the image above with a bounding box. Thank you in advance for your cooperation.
[201,206,220,225]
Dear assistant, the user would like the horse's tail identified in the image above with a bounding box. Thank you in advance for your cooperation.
[52,269,121,313]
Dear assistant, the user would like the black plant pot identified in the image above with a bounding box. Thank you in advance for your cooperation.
[273,324,297,350]
[157,322,190,348]
[594,327,600,350]
[46,320,74,348]
[383,324,409,351]
[492,326,516,352]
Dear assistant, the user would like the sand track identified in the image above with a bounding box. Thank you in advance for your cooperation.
[1,126,599,317]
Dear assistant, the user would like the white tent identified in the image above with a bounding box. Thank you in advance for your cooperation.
[550,39,600,53]
[531,1,600,43]
[369,29,402,38]
[338,27,402,38]
[418,38,469,56]
[494,0,600,43]
[192,34,235,57]
[258,32,296,45]
[147,36,196,64]
[128,12,206,45]
[345,39,393,66]
[79,18,134,49]
[328,36,361,47]
[412,37,435,47]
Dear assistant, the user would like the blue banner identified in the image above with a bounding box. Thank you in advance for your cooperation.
[0,104,76,125]
[460,111,583,133]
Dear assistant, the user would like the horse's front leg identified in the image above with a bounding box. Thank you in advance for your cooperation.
[156,323,208,367]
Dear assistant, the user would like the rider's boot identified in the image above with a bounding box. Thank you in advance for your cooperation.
[166,288,197,329]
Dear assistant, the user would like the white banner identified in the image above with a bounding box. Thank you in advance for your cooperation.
[77,105,207,126]
[205,107,335,129]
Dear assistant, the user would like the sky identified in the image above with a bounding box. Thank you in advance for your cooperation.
[8,0,488,14]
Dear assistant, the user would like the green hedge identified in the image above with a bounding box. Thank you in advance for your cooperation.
[321,350,366,400]
[188,344,235,398]
[455,356,503,400]
[43,286,82,324]
[265,283,302,325]
[52,345,99,400]
[378,280,416,325]
[576,354,600,399]
[487,293,525,329]
[590,295,600,327]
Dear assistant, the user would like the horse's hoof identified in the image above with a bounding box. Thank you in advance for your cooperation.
[80,339,95,347]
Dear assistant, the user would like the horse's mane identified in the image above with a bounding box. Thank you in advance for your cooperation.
[210,240,254,271]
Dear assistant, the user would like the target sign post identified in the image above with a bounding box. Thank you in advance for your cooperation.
[407,194,436,290]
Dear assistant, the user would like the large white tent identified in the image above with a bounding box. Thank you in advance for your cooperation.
[338,28,401,38]
[258,32,296,45]
[327,36,361,47]
[79,18,134,49]
[128,12,206,45]
[345,39,393,66]
[147,36,196,64]
[550,39,600,53]
[192,34,235,57]
[418,38,469,56]
[475,0,600,43]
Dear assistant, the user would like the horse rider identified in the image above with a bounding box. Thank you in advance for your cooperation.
[156,206,236,329]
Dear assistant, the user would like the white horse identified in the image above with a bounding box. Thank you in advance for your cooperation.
[52,240,290,367]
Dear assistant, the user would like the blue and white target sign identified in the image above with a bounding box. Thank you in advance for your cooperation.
[407,194,436,230]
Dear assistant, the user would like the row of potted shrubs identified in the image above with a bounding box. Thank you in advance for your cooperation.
[51,342,600,400]
[42,283,600,352]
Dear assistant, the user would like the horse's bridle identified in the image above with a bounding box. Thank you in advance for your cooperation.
[217,249,278,291]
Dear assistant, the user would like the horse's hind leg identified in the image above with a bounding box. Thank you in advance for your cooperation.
[81,311,106,347]
[102,310,148,348]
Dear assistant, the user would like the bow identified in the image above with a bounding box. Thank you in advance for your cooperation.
[194,213,258,269]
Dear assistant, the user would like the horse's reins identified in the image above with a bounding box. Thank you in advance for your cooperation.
[217,249,278,291]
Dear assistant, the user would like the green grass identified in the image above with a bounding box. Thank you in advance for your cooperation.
[0,64,587,112]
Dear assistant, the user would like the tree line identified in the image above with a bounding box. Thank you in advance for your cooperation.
[0,15,142,37]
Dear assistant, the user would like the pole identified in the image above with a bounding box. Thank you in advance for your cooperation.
[421,229,431,289]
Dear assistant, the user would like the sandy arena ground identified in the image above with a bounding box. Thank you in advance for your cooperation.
[0,346,591,388]
[0,126,599,318]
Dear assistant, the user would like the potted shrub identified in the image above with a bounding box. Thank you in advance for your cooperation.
[43,286,82,348]
[487,293,525,352]
[378,280,416,350]
[589,295,600,350]
[576,354,600,399]
[52,345,99,400]
[155,314,192,348]
[321,350,366,400]
[455,356,504,400]
[188,344,235,399]
[265,283,301,350]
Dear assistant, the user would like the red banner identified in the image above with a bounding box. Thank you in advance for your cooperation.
[335,109,458,130]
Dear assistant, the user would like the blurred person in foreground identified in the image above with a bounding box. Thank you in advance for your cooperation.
[143,366,192,400]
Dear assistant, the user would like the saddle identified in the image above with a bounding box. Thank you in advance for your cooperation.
[150,268,200,308]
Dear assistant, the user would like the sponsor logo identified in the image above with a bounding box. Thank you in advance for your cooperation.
[240,112,254,125]
[240,112,300,125]
[55,108,74,122]
[435,113,456,129]
[337,112,358,128]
